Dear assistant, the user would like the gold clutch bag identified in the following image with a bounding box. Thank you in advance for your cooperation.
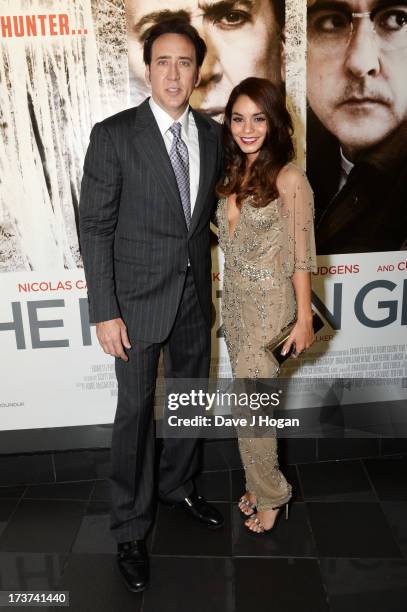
[264,311,324,366]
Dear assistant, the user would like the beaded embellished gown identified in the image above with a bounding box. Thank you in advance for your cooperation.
[216,163,317,510]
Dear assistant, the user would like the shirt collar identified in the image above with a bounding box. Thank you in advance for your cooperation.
[357,120,407,180]
[339,147,354,178]
[149,96,190,139]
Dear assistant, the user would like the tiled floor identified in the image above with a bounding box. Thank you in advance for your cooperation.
[0,455,406,612]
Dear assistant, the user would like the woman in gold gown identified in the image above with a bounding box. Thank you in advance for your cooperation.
[216,77,317,534]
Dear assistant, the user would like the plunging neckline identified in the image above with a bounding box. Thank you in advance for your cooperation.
[225,195,242,241]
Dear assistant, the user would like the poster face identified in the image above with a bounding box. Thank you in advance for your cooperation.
[0,0,405,432]
[125,0,284,116]
[306,0,407,254]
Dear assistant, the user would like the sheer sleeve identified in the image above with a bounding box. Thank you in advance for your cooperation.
[279,164,317,274]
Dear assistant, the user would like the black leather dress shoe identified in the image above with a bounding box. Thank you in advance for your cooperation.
[117,539,149,592]
[177,493,224,529]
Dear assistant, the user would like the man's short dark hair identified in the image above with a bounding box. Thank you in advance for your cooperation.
[143,18,207,68]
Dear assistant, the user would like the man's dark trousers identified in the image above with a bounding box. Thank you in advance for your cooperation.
[110,268,210,542]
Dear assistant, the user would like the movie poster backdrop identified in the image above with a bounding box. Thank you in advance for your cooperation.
[0,0,405,431]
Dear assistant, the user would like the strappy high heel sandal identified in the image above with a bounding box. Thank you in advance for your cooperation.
[244,501,289,535]
[238,494,257,518]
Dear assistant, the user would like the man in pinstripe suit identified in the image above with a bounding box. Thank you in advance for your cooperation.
[79,19,223,592]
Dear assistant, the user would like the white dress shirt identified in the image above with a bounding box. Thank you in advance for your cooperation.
[149,96,200,215]
[338,147,355,191]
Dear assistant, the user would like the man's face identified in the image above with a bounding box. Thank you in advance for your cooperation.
[126,0,280,122]
[145,33,200,118]
[307,0,407,158]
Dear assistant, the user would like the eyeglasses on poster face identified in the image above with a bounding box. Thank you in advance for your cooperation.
[307,3,407,53]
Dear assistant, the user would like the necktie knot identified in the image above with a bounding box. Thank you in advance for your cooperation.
[169,122,182,140]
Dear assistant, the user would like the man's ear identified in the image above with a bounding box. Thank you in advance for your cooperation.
[195,69,201,88]
[145,64,151,84]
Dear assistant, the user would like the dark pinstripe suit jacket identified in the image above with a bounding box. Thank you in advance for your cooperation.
[79,98,222,342]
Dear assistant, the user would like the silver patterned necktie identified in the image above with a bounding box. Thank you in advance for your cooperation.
[169,122,191,229]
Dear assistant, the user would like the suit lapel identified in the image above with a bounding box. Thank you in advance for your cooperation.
[189,109,217,235]
[321,166,382,239]
[132,99,187,227]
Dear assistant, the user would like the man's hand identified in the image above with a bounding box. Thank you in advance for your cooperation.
[96,318,131,361]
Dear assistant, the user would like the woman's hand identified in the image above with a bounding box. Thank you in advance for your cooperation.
[281,317,315,358]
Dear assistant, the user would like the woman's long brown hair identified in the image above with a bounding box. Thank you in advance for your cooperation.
[217,77,295,208]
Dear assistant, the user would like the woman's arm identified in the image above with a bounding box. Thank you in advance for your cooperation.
[282,270,314,357]
[277,164,317,357]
